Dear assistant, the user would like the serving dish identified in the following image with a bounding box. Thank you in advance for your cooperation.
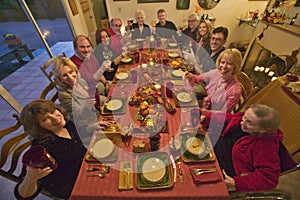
[136,152,173,190]
[180,133,215,163]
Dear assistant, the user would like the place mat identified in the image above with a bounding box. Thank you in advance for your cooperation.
[180,133,215,163]
[119,161,134,190]
[86,134,121,163]
[189,164,222,184]
[136,152,173,190]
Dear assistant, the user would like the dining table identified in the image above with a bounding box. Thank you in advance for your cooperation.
[70,41,230,200]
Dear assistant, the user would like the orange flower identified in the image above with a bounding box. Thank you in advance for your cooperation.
[195,3,201,14]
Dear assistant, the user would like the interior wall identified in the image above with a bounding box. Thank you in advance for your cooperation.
[105,0,268,46]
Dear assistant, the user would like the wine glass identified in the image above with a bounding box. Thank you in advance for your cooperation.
[103,49,114,72]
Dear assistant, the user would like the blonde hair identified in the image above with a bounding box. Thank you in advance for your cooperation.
[135,9,146,20]
[216,48,242,75]
[43,55,78,88]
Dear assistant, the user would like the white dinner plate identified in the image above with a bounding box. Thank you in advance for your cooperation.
[176,92,192,103]
[128,44,137,49]
[142,157,166,183]
[121,57,132,63]
[172,69,184,77]
[185,137,205,156]
[168,42,178,47]
[92,139,114,159]
[168,52,179,58]
[116,72,129,80]
[135,38,145,42]
[106,99,123,111]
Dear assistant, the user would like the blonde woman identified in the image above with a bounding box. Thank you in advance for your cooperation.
[131,9,151,39]
[48,56,109,144]
[185,48,243,113]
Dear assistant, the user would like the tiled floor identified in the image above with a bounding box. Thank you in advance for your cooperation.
[0,41,73,199]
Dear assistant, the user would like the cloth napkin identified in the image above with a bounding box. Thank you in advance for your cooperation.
[189,164,222,184]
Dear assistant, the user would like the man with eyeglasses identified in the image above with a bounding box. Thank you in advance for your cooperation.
[208,26,228,63]
[181,13,200,42]
[108,18,124,55]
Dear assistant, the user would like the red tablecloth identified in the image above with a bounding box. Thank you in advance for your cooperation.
[70,49,229,200]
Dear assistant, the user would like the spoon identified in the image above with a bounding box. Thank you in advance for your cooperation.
[86,172,106,178]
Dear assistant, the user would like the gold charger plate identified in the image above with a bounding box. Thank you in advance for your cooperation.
[136,152,173,190]
[180,133,215,163]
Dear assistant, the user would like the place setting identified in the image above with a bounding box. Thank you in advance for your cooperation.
[101,97,127,115]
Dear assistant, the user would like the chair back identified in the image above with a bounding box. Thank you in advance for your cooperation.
[232,71,258,113]
[0,114,31,183]
[39,82,58,102]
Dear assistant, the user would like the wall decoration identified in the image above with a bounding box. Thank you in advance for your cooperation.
[137,0,169,3]
[68,0,78,16]
[176,0,190,9]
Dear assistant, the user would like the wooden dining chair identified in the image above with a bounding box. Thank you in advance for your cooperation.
[231,71,258,113]
[39,82,58,102]
[0,113,31,183]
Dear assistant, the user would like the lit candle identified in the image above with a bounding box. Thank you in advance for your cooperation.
[254,66,260,71]
[271,77,278,81]
[264,68,270,73]
[259,66,265,72]
[268,71,275,77]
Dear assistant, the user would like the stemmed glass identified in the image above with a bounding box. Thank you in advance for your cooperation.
[103,48,114,72]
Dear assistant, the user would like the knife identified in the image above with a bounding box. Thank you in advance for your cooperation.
[170,155,177,183]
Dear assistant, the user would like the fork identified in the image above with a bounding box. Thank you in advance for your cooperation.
[193,168,216,176]
[123,163,130,189]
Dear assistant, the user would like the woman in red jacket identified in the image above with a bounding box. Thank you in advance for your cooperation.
[212,104,294,192]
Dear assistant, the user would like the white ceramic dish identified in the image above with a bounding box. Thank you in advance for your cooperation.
[116,72,129,80]
[168,42,178,47]
[172,69,184,77]
[142,157,166,183]
[121,57,132,63]
[106,99,123,111]
[185,137,205,156]
[92,139,114,159]
[135,38,145,42]
[168,52,179,58]
[176,92,192,103]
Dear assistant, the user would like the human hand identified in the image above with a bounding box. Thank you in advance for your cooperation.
[222,169,236,191]
[25,166,52,181]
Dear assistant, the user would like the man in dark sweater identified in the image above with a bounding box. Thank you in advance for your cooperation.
[155,9,177,40]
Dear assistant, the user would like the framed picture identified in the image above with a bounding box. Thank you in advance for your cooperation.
[137,0,169,3]
[68,0,78,16]
[176,0,190,9]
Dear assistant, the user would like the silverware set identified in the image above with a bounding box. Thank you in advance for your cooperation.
[123,162,131,189]
[192,168,216,176]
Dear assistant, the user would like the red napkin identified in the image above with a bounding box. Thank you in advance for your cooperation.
[189,164,222,184]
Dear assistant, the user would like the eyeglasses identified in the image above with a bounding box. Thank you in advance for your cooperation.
[188,20,196,23]
[114,24,122,27]
[210,37,224,42]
